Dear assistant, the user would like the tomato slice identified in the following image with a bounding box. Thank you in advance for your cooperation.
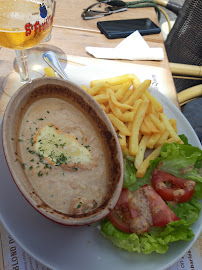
[108,185,180,233]
[152,169,196,203]
[108,188,134,233]
[143,184,180,226]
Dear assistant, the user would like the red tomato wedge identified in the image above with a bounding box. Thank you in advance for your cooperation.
[143,184,180,226]
[152,169,196,203]
[108,188,133,233]
[108,185,180,234]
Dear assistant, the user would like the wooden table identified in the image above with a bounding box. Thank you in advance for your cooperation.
[0,0,179,117]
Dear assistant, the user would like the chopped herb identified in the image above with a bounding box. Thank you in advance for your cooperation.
[18,139,23,142]
[30,159,34,162]
[76,138,78,140]
[30,137,34,146]
[44,163,52,169]
[77,201,82,208]
[21,163,26,169]
[39,148,44,154]
[38,171,43,177]
[28,150,35,154]
[35,127,39,131]
[54,143,58,148]
[29,166,33,170]
[47,111,50,113]
[38,118,44,121]
[55,153,68,166]
[60,143,66,147]
[26,120,29,122]
[56,128,59,130]
[72,167,78,171]
[11,138,14,141]
[85,145,90,149]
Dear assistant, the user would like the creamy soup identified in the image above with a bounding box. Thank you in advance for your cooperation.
[17,98,109,215]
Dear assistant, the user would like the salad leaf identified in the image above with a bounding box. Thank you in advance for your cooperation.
[101,199,200,254]
[100,137,202,254]
[168,198,201,226]
[123,155,160,191]
[157,142,202,199]
[101,217,194,254]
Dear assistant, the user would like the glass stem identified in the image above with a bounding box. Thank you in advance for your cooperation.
[15,49,30,83]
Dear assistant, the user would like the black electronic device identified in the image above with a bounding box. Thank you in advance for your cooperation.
[97,18,161,39]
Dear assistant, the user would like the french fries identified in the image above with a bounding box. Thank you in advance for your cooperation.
[45,70,183,178]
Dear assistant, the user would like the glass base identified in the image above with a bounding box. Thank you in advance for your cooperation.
[3,70,44,97]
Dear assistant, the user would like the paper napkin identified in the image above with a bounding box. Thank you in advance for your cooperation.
[86,31,164,61]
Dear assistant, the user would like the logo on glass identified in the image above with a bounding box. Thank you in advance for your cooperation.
[39,3,47,18]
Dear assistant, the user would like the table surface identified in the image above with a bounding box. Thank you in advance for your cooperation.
[0,0,179,118]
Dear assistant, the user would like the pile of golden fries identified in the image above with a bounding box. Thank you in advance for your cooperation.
[81,74,183,178]
[44,68,183,178]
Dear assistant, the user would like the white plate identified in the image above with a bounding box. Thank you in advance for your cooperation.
[0,64,202,270]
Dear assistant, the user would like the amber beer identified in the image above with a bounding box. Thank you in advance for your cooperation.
[0,1,53,50]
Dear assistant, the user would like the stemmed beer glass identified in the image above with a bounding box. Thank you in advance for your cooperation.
[0,0,55,96]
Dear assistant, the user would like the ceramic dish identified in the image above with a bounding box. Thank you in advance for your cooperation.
[2,77,124,226]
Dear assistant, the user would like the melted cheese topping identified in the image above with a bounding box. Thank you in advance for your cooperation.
[34,124,94,169]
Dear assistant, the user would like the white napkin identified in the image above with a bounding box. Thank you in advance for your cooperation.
[86,31,164,61]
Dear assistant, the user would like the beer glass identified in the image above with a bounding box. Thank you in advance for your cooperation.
[0,0,55,96]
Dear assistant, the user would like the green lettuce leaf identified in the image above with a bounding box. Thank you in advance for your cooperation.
[101,199,200,254]
[158,142,202,199]
[123,155,159,191]
[168,198,201,225]
[101,218,194,254]
[102,137,202,254]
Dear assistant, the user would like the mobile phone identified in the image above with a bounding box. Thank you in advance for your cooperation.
[97,18,161,39]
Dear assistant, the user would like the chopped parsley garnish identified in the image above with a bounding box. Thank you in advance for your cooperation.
[18,138,23,142]
[30,159,34,162]
[47,111,50,113]
[72,167,78,171]
[38,118,44,121]
[28,150,36,154]
[60,143,66,147]
[85,145,90,149]
[44,163,52,169]
[29,166,33,170]
[77,201,82,208]
[21,163,26,169]
[55,153,68,166]
[30,137,34,146]
[38,171,43,177]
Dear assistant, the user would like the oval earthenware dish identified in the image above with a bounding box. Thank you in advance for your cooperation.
[2,77,124,226]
